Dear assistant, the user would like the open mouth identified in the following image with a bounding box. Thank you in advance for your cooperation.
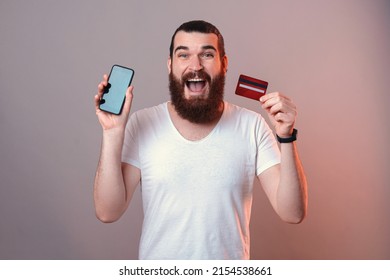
[186,78,207,93]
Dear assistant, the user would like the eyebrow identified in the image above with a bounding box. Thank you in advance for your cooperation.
[174,45,217,54]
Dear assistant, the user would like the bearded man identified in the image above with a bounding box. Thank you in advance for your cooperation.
[93,20,307,260]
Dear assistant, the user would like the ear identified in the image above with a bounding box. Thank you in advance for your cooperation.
[167,57,172,74]
[221,55,228,74]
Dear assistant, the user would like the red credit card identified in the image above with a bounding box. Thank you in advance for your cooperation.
[235,74,268,100]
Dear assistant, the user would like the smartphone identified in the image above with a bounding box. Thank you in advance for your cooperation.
[99,65,134,115]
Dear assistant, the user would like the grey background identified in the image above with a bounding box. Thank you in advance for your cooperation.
[1,0,389,259]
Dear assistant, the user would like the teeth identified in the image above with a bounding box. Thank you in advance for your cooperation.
[188,78,204,82]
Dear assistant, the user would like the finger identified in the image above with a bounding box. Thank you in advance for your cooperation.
[261,95,283,111]
[97,74,109,96]
[260,91,291,104]
[260,91,280,102]
[94,94,102,112]
[260,91,277,101]
[274,111,292,123]
[269,91,290,101]
[268,102,284,115]
[94,94,101,113]
[262,96,296,114]
[272,105,298,120]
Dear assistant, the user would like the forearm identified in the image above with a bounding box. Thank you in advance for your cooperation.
[94,128,128,222]
[276,142,308,223]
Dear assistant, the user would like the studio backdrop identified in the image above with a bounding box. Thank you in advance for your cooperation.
[0,0,389,259]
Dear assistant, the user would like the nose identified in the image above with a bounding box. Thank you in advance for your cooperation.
[188,55,203,72]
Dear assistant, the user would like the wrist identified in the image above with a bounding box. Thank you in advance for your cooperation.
[103,127,125,143]
[276,128,298,143]
[103,125,125,134]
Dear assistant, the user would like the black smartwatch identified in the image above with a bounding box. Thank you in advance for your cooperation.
[276,129,298,143]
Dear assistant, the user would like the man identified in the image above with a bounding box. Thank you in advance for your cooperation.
[93,20,307,260]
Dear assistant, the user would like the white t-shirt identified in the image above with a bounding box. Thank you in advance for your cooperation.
[122,101,281,259]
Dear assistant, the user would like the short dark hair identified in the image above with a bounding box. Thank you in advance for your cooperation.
[169,20,226,59]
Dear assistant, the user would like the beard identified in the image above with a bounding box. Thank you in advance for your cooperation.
[168,70,225,124]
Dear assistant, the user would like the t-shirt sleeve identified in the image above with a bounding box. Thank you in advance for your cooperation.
[121,113,141,168]
[255,118,281,176]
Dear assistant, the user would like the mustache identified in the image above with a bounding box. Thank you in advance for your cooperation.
[182,70,211,83]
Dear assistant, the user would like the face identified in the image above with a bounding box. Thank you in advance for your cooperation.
[168,31,228,123]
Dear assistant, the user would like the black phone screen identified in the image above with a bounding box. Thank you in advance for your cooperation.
[99,65,134,115]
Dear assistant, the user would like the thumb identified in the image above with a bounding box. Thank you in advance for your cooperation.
[122,85,134,115]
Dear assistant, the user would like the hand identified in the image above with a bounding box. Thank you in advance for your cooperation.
[260,92,296,138]
[94,74,134,131]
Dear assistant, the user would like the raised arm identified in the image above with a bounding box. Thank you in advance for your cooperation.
[93,75,141,223]
[257,92,308,224]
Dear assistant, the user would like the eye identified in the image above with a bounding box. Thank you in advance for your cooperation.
[201,52,215,59]
[177,52,189,59]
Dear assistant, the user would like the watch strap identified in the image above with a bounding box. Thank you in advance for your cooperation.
[277,128,298,143]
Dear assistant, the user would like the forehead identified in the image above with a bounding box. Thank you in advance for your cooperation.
[173,31,219,52]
